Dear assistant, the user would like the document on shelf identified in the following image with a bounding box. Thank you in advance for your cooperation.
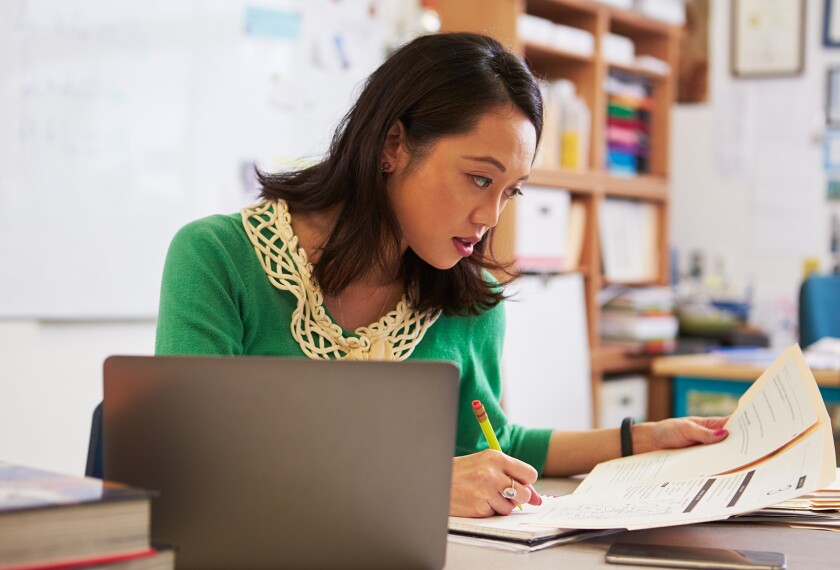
[525,344,837,531]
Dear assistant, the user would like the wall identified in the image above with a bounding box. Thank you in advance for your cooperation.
[0,0,422,476]
[9,0,840,476]
[671,0,840,347]
[0,320,156,474]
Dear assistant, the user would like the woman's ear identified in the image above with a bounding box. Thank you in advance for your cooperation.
[380,120,406,173]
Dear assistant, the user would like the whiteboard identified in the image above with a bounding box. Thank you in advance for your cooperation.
[0,0,395,319]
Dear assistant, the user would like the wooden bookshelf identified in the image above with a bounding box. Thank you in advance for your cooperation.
[435,0,681,426]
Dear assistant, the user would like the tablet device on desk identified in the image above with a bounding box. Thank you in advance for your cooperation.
[103,355,459,570]
[605,542,786,570]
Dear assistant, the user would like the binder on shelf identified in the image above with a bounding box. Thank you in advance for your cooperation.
[514,186,570,273]
[565,200,586,272]
[598,198,658,283]
[534,82,560,170]
[533,80,590,172]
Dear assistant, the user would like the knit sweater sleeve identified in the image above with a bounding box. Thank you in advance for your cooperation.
[454,296,554,476]
[155,215,250,355]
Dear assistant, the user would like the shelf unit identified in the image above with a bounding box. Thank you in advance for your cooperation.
[435,0,681,425]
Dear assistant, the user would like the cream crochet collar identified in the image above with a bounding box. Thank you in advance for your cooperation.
[241,200,439,361]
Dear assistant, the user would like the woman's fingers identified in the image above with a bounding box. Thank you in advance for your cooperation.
[525,483,542,506]
[449,450,542,517]
[499,451,539,486]
[649,417,731,451]
[691,415,730,430]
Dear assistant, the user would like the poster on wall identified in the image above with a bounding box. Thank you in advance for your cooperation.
[731,0,805,77]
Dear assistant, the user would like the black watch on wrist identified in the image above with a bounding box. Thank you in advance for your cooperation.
[621,416,635,457]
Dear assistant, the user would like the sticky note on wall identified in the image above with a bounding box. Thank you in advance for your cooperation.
[243,5,300,40]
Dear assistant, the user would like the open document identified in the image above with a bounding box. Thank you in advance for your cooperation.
[526,344,837,531]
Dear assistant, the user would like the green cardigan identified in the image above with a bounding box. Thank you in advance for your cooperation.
[155,211,553,473]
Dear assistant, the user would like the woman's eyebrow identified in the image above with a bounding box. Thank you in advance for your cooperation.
[463,155,506,172]
[463,155,530,181]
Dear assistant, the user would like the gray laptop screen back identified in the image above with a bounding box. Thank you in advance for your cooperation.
[103,356,459,570]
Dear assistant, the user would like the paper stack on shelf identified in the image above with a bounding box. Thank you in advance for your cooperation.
[635,55,671,75]
[593,0,634,9]
[517,14,595,57]
[602,33,635,65]
[636,0,686,25]
[605,73,652,176]
[600,286,678,354]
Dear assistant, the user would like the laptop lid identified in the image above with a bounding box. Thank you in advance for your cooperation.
[103,355,458,570]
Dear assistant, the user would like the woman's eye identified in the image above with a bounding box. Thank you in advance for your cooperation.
[471,175,493,189]
[505,187,524,199]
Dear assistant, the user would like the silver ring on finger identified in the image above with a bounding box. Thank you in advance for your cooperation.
[501,477,517,500]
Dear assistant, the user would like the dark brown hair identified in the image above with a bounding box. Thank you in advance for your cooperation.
[258,32,543,315]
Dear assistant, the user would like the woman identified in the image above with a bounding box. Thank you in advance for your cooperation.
[156,32,728,518]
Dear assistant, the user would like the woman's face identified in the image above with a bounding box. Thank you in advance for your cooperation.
[387,107,537,270]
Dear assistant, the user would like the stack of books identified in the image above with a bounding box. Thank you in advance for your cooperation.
[600,286,678,354]
[605,73,652,176]
[0,461,173,570]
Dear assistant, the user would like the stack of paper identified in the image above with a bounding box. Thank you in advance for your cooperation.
[520,345,837,531]
[726,469,840,531]
[447,495,618,552]
[600,286,678,353]
[605,74,652,176]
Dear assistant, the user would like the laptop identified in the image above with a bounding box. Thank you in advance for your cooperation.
[103,355,459,570]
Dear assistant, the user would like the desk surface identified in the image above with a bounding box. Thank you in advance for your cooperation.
[445,478,836,569]
[652,353,840,387]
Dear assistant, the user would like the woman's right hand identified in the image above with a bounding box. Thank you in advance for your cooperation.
[449,449,542,517]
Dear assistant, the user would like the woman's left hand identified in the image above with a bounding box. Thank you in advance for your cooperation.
[637,416,730,454]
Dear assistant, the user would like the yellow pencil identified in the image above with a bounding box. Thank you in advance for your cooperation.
[472,399,522,510]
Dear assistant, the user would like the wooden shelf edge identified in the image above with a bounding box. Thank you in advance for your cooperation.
[529,168,599,191]
[524,41,594,65]
[608,62,669,81]
[526,0,599,18]
[602,174,668,200]
[607,5,676,36]
[601,278,665,287]
[592,344,654,374]
[651,354,840,387]
[529,170,668,200]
